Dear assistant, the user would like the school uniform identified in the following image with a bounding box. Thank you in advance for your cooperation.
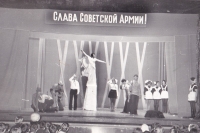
[144,85,153,110]
[160,85,168,113]
[152,86,161,111]
[107,80,118,112]
[69,76,80,110]
[188,83,197,118]
[144,85,153,100]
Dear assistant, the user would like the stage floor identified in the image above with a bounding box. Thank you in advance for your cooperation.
[0,108,199,127]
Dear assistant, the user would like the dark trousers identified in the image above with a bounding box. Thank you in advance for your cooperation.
[69,89,78,110]
[38,102,46,112]
[123,98,129,113]
[154,99,160,111]
[162,99,168,113]
[189,101,196,118]
[45,99,57,112]
[31,104,37,112]
[31,100,54,112]
[58,96,64,111]
[110,98,116,111]
[45,99,54,109]
[129,94,139,115]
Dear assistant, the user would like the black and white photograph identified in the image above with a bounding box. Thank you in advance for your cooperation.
[0,0,200,133]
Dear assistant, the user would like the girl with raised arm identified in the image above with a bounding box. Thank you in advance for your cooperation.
[107,78,119,112]
[81,50,106,111]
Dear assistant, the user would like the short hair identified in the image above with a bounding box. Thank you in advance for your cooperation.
[49,124,58,133]
[190,128,198,133]
[155,125,163,133]
[162,80,167,83]
[91,53,95,58]
[121,79,126,82]
[190,77,196,81]
[134,127,142,133]
[133,74,138,78]
[39,121,46,129]
[50,88,53,92]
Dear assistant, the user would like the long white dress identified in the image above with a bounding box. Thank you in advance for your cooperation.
[83,57,97,111]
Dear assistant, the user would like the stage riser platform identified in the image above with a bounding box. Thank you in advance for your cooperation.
[0,109,199,127]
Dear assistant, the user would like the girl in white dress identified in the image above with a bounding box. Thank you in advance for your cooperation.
[152,81,161,111]
[144,80,153,110]
[81,50,106,111]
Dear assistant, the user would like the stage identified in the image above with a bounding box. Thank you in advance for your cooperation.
[0,108,199,127]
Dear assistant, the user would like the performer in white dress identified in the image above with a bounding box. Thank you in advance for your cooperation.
[144,80,153,110]
[152,81,161,111]
[81,50,106,111]
[160,80,169,113]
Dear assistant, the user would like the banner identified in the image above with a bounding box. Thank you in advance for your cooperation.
[45,10,147,27]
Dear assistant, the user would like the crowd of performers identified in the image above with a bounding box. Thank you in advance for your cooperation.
[117,76,197,118]
[31,74,80,113]
[120,78,169,115]
[31,50,198,119]
[107,75,169,115]
[31,82,64,113]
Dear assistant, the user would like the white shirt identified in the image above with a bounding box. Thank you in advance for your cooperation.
[38,94,52,103]
[69,76,80,93]
[107,80,118,91]
[107,80,119,96]
[121,84,129,90]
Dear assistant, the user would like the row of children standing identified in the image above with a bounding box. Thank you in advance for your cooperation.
[107,75,141,115]
[144,80,169,113]
[106,76,169,114]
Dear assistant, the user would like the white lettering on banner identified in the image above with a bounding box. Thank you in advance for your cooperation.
[129,16,134,24]
[53,12,58,21]
[73,14,78,22]
[51,11,147,26]
[100,15,104,23]
[53,11,78,22]
[80,13,84,22]
[96,15,99,22]
[79,13,118,23]
[104,15,108,23]
[113,14,117,23]
[119,15,124,23]
[119,15,145,24]
[63,13,68,21]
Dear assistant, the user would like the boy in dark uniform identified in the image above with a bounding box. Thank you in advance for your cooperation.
[120,79,130,113]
